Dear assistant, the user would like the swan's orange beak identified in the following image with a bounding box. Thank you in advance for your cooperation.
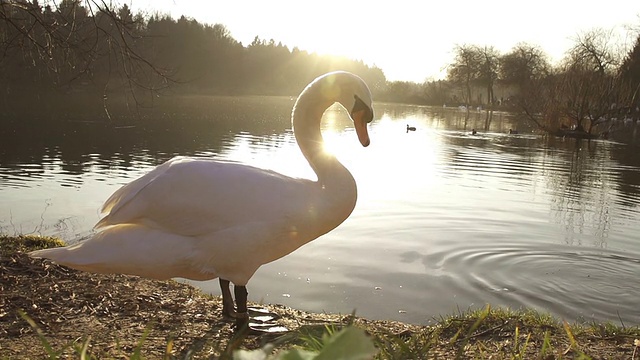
[352,108,372,147]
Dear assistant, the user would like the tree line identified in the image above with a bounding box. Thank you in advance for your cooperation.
[436,28,640,137]
[382,28,640,138]
[2,0,639,138]
[0,0,386,119]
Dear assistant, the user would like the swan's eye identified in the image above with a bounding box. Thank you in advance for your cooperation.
[352,95,373,123]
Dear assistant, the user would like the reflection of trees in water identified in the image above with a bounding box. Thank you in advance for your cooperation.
[0,96,295,184]
[429,121,631,249]
[608,124,640,208]
[543,138,616,247]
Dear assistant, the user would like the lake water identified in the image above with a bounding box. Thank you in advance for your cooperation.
[2,96,640,326]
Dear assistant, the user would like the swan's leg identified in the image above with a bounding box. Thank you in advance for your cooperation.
[219,278,236,318]
[234,285,249,329]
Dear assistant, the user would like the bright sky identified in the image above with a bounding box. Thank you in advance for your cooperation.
[130,0,639,82]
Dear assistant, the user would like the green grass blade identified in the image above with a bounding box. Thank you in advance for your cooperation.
[19,310,58,359]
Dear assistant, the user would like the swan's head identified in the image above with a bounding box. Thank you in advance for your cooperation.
[311,71,374,147]
[349,92,374,147]
[341,73,374,148]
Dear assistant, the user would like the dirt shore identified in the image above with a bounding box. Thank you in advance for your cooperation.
[0,236,417,359]
[1,235,639,359]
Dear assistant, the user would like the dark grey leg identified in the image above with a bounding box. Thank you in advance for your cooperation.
[219,278,236,318]
[234,285,249,329]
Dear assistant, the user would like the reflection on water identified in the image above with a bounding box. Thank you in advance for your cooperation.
[2,97,640,325]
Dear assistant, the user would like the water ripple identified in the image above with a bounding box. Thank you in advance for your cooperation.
[423,243,640,323]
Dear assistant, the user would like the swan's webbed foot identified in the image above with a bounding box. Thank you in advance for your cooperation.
[219,278,252,332]
[219,278,237,319]
[222,307,238,319]
[232,284,250,333]
[234,311,249,332]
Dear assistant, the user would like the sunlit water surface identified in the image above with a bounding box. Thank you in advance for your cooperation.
[2,96,640,325]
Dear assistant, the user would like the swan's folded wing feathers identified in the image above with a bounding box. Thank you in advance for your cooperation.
[98,157,188,223]
[96,158,312,236]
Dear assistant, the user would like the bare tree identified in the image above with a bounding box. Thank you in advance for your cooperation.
[476,46,500,128]
[553,28,628,136]
[447,44,481,121]
[619,32,640,119]
[500,43,550,89]
[501,30,633,137]
[0,0,170,117]
[499,43,553,129]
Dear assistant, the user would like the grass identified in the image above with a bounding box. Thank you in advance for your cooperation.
[14,305,640,359]
[2,234,639,359]
[367,305,640,359]
[0,234,65,256]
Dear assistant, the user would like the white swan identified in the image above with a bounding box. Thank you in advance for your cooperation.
[29,71,374,330]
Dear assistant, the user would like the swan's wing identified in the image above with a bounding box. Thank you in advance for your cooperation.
[96,157,314,237]
[99,157,188,219]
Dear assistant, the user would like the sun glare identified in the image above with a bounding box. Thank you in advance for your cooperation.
[320,104,353,155]
[131,0,640,82]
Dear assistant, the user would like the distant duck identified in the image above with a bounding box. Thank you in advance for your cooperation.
[406,124,416,132]
[509,129,519,134]
[471,129,477,135]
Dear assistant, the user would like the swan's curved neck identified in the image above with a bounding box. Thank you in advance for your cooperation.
[292,89,352,188]
[288,81,359,243]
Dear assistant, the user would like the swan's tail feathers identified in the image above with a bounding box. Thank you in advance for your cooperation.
[28,224,201,281]
[28,240,109,272]
[94,216,112,230]
[30,246,73,261]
